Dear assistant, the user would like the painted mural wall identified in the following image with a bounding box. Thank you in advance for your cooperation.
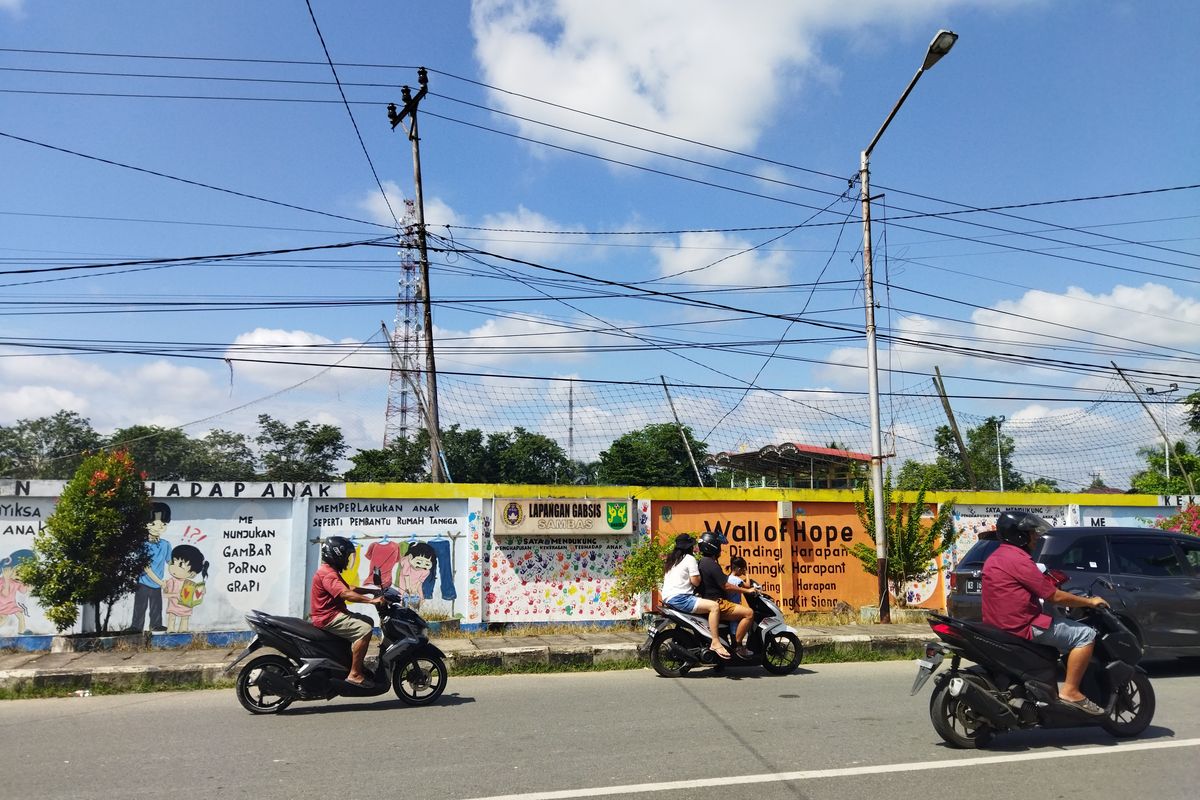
[485,497,637,622]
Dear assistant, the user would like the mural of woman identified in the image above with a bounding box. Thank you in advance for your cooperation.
[396,542,435,606]
[163,544,209,633]
[0,549,34,635]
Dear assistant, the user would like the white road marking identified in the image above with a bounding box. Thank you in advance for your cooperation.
[459,737,1200,800]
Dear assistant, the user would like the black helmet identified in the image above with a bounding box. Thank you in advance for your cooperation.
[321,536,354,571]
[697,531,725,558]
[995,511,1051,548]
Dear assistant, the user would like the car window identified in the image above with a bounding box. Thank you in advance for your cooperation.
[958,539,999,567]
[1110,537,1184,577]
[1040,535,1108,573]
[1179,539,1200,573]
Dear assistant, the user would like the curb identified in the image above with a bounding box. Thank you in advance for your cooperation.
[0,632,930,695]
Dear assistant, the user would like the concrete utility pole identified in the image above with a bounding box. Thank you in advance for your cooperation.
[860,29,958,623]
[389,67,443,482]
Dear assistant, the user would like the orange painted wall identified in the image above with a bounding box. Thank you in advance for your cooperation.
[651,499,945,612]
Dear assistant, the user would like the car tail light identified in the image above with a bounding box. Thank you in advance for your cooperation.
[949,572,958,591]
[1046,568,1069,587]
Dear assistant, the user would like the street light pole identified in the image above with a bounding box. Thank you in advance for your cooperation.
[861,29,957,624]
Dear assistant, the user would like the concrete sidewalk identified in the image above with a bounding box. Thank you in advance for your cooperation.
[0,624,934,693]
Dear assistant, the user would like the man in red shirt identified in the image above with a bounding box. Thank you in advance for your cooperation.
[312,536,383,686]
[982,511,1109,715]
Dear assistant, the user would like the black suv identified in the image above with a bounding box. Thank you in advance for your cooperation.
[946,526,1200,658]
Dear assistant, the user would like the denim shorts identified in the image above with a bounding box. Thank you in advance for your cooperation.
[1031,615,1097,653]
[663,593,699,613]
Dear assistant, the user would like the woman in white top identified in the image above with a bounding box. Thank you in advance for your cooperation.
[660,533,731,660]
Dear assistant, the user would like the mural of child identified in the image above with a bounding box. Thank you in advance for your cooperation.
[163,544,209,633]
[128,502,172,632]
[396,542,435,606]
[0,549,34,635]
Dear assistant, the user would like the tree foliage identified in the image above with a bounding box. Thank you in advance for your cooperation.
[896,417,1027,491]
[16,450,152,632]
[611,534,673,602]
[255,414,348,482]
[0,410,102,479]
[850,470,958,608]
[597,423,710,486]
[1129,441,1200,495]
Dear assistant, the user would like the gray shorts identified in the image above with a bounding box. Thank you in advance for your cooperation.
[1031,615,1096,653]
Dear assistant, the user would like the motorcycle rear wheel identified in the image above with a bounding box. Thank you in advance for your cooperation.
[235,654,296,715]
[649,629,691,678]
[929,682,993,749]
[761,631,803,674]
[1100,671,1155,737]
[392,653,448,705]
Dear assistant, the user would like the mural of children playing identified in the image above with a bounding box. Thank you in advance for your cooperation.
[0,549,34,635]
[163,544,209,633]
[396,542,435,607]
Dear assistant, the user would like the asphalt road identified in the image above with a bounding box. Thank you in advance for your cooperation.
[2,660,1198,800]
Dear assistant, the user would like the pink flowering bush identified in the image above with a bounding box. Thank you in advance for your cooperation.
[1150,504,1200,536]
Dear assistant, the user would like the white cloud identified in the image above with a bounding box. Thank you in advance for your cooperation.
[655,231,791,287]
[225,328,387,391]
[434,314,602,371]
[470,0,961,161]
[0,385,89,419]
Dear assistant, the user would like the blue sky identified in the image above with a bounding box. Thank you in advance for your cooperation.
[1,1,1198,488]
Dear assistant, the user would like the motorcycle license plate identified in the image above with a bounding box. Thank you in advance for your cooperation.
[909,649,944,696]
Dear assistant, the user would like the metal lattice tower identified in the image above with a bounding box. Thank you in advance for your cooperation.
[384,200,423,447]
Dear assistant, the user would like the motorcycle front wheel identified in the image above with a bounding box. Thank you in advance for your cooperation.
[392,653,448,705]
[1101,671,1155,737]
[648,629,691,678]
[235,654,296,715]
[761,631,803,674]
[929,681,993,749]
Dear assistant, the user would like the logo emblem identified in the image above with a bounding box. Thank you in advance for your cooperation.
[503,501,524,528]
[606,502,629,530]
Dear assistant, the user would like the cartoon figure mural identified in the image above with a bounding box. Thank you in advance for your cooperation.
[364,534,400,588]
[0,549,34,635]
[397,541,435,605]
[129,502,172,632]
[164,542,209,632]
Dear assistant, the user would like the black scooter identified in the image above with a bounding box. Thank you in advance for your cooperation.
[639,583,803,677]
[227,568,448,714]
[911,573,1154,748]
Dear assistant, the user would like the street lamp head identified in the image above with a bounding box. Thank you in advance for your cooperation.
[923,29,959,70]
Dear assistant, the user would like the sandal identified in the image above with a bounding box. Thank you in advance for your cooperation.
[708,646,732,661]
[1059,696,1105,715]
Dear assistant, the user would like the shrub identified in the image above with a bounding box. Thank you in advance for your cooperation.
[17,450,152,632]
[1148,504,1200,536]
[611,534,673,602]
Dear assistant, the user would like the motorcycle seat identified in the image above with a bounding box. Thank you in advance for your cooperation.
[249,611,347,644]
[957,618,1061,660]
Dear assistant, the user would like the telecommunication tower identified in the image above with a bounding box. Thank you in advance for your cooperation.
[383,200,423,446]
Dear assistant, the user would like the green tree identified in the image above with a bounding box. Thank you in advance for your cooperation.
[16,450,152,632]
[487,426,570,484]
[1130,441,1200,495]
[611,534,673,601]
[597,423,710,486]
[191,429,258,480]
[0,410,102,479]
[896,418,1023,491]
[850,470,958,608]
[439,425,491,483]
[345,435,429,482]
[107,425,194,480]
[255,414,348,482]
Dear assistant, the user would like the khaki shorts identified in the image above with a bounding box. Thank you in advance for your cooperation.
[323,611,374,641]
[716,598,746,616]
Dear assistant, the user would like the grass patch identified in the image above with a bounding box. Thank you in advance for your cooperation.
[450,657,647,677]
[800,643,922,663]
[0,677,235,701]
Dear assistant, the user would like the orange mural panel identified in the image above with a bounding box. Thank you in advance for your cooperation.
[651,499,945,613]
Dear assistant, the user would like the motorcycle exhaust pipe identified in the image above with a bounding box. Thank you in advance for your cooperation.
[947,677,1017,729]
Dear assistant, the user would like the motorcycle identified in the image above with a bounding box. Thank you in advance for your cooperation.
[910,573,1154,748]
[226,568,448,714]
[640,582,803,677]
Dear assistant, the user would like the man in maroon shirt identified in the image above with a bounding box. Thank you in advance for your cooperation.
[312,536,383,686]
[982,511,1108,715]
